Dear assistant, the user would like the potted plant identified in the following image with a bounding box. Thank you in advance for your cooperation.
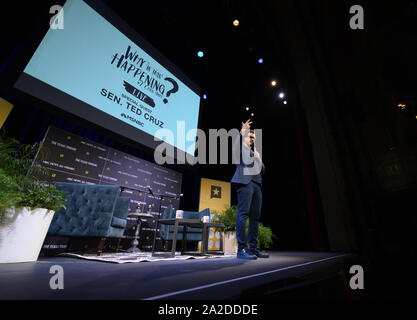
[215,205,276,253]
[213,206,238,253]
[0,132,66,263]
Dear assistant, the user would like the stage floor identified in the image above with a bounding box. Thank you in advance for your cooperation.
[0,251,355,300]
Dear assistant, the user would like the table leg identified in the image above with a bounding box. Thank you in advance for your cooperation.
[202,225,207,255]
[151,216,159,257]
[171,219,178,258]
[181,225,187,254]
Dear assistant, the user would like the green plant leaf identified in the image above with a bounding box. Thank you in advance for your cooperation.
[0,129,67,218]
[215,205,276,249]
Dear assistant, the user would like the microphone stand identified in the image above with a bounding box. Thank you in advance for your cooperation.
[151,191,183,256]
[119,185,153,253]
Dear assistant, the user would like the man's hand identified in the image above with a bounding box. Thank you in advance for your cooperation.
[240,119,252,136]
[254,151,262,162]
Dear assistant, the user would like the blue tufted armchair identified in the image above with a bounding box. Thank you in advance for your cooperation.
[48,182,130,255]
[159,205,210,247]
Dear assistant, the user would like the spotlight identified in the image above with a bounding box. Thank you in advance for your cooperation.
[202,94,207,100]
[233,19,239,27]
[271,80,277,87]
[197,51,204,58]
[397,103,406,110]
[258,58,263,64]
[279,92,285,99]
[246,107,249,111]
[283,101,287,105]
[251,113,254,117]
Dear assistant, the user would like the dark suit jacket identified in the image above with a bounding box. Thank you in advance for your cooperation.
[231,133,265,185]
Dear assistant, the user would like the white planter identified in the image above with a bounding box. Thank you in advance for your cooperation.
[223,231,238,254]
[0,207,55,263]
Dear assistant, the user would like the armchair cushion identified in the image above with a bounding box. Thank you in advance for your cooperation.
[162,205,175,219]
[111,216,127,229]
[112,197,131,220]
[197,208,210,221]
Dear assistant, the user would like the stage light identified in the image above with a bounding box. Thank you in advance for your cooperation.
[271,80,277,87]
[397,103,406,110]
[279,92,285,99]
[251,113,254,117]
[258,58,263,64]
[246,107,249,111]
[233,19,239,27]
[203,94,207,100]
[283,100,287,105]
[197,51,204,58]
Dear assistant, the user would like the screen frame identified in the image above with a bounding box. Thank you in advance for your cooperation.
[13,0,202,162]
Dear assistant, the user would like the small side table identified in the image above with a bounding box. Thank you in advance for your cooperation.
[152,218,204,258]
[126,212,154,252]
[151,219,225,257]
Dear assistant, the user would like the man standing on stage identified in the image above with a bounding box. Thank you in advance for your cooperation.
[231,119,268,259]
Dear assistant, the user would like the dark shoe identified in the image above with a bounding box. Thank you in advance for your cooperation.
[237,248,257,260]
[248,249,269,258]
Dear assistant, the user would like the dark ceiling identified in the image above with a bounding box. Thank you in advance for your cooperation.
[102,0,294,129]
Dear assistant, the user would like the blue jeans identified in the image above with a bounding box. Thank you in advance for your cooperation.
[236,181,262,251]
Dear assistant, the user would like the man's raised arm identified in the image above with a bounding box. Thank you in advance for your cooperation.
[232,119,252,163]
